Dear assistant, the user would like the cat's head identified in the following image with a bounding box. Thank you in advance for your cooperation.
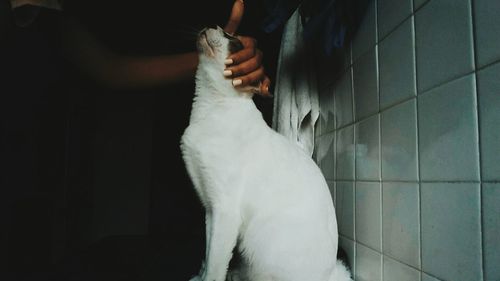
[197,26,244,60]
[196,26,258,96]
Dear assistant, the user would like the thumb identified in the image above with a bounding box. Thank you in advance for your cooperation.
[224,0,244,35]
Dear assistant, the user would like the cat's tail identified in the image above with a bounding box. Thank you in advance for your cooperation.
[330,260,353,281]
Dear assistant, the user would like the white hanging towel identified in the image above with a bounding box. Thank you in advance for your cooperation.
[272,8,319,157]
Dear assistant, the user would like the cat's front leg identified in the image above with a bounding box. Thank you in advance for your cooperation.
[203,208,241,281]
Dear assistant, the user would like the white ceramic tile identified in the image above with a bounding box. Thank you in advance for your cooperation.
[352,0,377,61]
[421,183,482,281]
[414,0,429,10]
[355,115,380,180]
[382,182,420,268]
[353,49,379,121]
[378,0,413,39]
[379,18,416,109]
[418,74,480,181]
[355,243,382,281]
[334,69,354,128]
[415,0,474,93]
[474,0,500,67]
[339,236,355,277]
[336,125,355,180]
[477,62,500,181]
[381,99,418,181]
[483,183,500,281]
[355,182,382,251]
[317,132,335,180]
[336,181,355,240]
[383,257,420,281]
[319,85,335,135]
[422,273,442,281]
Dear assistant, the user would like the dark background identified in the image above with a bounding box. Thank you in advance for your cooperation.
[0,1,282,280]
[0,0,367,279]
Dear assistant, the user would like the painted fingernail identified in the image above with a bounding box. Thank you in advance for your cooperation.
[225,59,234,65]
[232,79,242,86]
[223,70,232,77]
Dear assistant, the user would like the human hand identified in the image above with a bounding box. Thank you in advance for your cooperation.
[223,0,272,97]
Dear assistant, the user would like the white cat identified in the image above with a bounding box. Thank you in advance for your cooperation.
[181,26,352,281]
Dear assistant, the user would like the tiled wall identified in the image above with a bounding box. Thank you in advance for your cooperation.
[314,0,500,280]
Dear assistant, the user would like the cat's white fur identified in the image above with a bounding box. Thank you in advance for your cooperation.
[181,27,352,281]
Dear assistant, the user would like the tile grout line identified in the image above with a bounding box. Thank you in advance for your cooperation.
[411,3,425,279]
[347,40,357,280]
[469,0,485,279]
[374,0,385,278]
[320,64,481,137]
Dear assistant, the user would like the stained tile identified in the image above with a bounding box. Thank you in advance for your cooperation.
[355,243,382,281]
[355,182,382,251]
[336,181,355,239]
[421,183,482,281]
[418,75,479,181]
[382,182,420,268]
[334,69,354,128]
[474,0,500,67]
[336,125,355,180]
[415,0,474,93]
[378,0,413,39]
[383,257,420,281]
[355,115,380,180]
[477,62,500,181]
[483,183,500,281]
[379,18,416,109]
[381,99,418,181]
[317,132,335,180]
[352,0,377,61]
[353,49,379,120]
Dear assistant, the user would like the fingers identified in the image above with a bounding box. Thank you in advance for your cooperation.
[232,71,271,97]
[227,36,257,64]
[224,0,244,35]
[260,76,272,97]
[225,50,262,77]
[231,66,266,89]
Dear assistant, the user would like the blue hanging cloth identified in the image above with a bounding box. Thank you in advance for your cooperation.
[262,0,346,55]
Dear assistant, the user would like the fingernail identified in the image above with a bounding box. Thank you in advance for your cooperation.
[223,70,232,77]
[239,0,244,4]
[225,59,234,65]
[232,79,242,86]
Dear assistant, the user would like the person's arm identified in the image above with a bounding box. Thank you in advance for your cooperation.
[61,0,271,95]
[61,16,199,90]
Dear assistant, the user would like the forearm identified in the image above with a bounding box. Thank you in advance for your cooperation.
[62,16,199,90]
[101,52,198,89]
